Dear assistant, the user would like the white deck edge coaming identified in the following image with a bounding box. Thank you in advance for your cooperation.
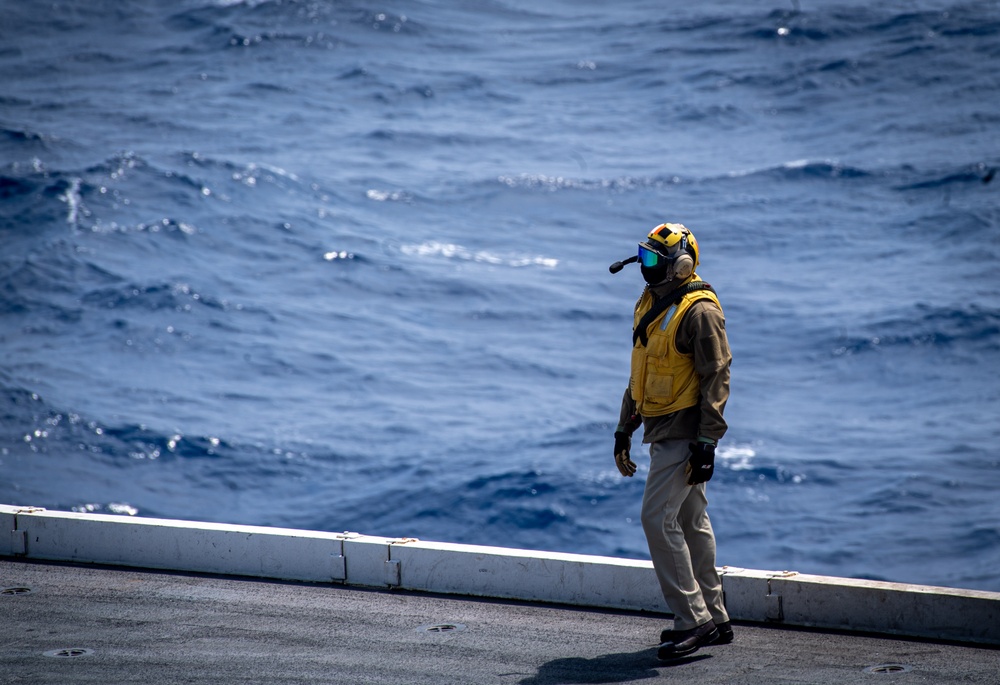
[2,504,997,645]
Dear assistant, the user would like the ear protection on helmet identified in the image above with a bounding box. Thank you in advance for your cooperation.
[672,241,694,280]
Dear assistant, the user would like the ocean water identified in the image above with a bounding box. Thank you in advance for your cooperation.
[2,0,998,592]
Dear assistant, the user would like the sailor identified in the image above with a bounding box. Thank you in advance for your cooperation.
[611,222,734,659]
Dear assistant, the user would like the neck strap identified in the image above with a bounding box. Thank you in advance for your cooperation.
[633,282,714,348]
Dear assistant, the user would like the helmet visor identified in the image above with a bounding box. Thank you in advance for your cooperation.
[638,243,666,268]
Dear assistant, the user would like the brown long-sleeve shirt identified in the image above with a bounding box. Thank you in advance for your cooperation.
[618,291,731,444]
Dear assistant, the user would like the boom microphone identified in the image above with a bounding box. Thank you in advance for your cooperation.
[609,255,638,274]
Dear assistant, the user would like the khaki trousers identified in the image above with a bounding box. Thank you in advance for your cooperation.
[641,439,729,631]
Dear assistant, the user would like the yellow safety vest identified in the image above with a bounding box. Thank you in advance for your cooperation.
[629,277,723,417]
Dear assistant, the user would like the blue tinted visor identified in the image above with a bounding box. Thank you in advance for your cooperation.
[638,244,665,268]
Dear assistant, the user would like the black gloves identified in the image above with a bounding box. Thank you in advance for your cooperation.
[614,412,717,485]
[613,413,642,478]
[686,440,716,485]
[614,431,637,477]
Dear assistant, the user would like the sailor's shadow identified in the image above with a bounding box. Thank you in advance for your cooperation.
[519,648,711,684]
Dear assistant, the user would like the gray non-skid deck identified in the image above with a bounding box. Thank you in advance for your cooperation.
[2,558,997,684]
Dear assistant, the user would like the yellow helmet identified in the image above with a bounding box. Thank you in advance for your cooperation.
[638,223,699,283]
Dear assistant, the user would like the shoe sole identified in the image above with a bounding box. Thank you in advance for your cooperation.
[660,629,734,645]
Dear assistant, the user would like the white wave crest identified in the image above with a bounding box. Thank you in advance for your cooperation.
[718,444,756,471]
[400,241,558,268]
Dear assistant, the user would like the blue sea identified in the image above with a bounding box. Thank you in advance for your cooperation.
[2,0,998,592]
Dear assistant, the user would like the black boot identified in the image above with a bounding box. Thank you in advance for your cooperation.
[660,620,733,645]
[657,620,719,660]
[714,620,734,644]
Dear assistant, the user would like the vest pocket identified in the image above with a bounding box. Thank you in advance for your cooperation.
[644,359,674,405]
